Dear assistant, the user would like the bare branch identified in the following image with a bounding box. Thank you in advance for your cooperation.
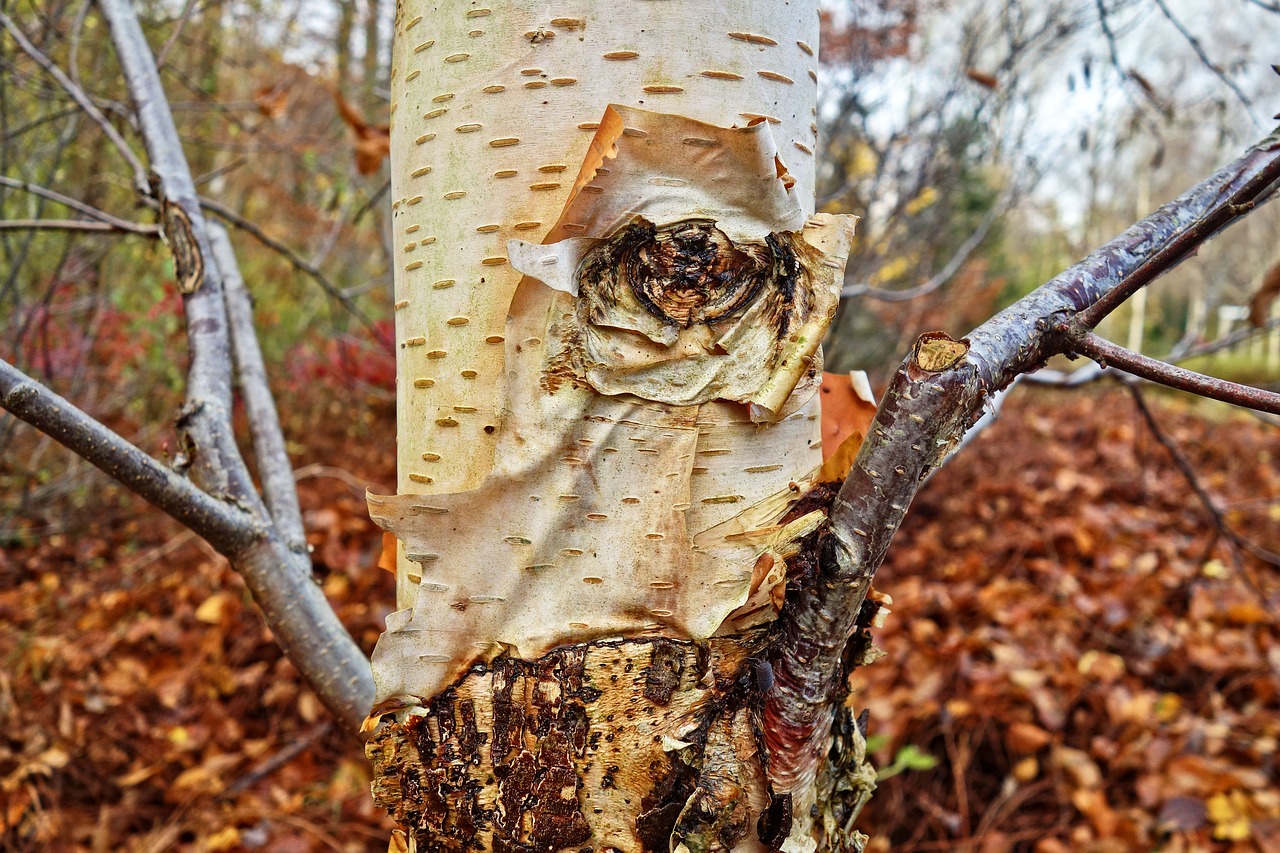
[95,0,374,728]
[154,0,198,69]
[1128,384,1280,596]
[0,218,158,235]
[842,192,1009,301]
[0,359,258,553]
[1168,315,1280,361]
[200,195,391,345]
[0,8,149,193]
[1151,0,1263,128]
[765,129,1280,794]
[0,174,151,232]
[1073,132,1280,330]
[97,0,252,503]
[3,344,375,728]
[211,223,307,553]
[1075,333,1280,415]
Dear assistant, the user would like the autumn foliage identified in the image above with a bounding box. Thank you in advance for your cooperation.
[3,383,1278,851]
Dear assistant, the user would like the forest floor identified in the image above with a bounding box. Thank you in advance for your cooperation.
[1,383,1277,852]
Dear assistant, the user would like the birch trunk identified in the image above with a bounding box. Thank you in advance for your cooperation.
[366,3,869,851]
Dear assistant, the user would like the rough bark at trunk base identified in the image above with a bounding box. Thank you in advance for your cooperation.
[367,564,880,853]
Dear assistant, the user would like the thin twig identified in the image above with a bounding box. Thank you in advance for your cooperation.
[0,8,149,193]
[224,721,332,794]
[1168,316,1280,362]
[121,528,200,573]
[351,179,390,226]
[200,195,390,345]
[1151,0,1263,128]
[1128,385,1279,605]
[0,218,158,234]
[0,175,150,232]
[294,462,385,495]
[843,191,1009,301]
[0,105,84,142]
[1075,333,1280,415]
[154,0,199,69]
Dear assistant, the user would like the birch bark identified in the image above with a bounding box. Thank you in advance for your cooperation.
[367,4,866,851]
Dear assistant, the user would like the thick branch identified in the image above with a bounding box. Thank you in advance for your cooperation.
[0,359,257,552]
[1,359,375,728]
[1076,333,1280,415]
[211,223,307,552]
[94,0,375,728]
[1074,132,1280,330]
[765,130,1280,792]
[97,0,259,506]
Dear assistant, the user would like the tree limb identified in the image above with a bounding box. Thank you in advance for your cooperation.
[765,128,1280,797]
[97,0,253,504]
[211,222,307,553]
[91,0,375,728]
[1073,132,1280,330]
[1075,333,1280,415]
[0,358,258,553]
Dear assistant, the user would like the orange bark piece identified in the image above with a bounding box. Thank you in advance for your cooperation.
[377,531,398,574]
[819,371,876,459]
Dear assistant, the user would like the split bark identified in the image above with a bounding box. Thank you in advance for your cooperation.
[365,3,872,852]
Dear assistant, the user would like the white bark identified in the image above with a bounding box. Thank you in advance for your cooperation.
[368,4,862,851]
[380,1,840,689]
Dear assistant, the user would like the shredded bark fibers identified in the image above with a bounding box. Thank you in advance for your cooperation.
[367,632,789,853]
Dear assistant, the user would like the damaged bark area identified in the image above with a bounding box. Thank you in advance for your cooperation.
[368,634,766,852]
[370,106,855,711]
[580,219,795,331]
[367,619,879,853]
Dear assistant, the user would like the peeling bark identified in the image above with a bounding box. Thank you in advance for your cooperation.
[374,3,875,850]
[368,630,873,853]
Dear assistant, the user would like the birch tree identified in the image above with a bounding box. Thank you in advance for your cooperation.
[360,5,871,851]
[358,3,1280,853]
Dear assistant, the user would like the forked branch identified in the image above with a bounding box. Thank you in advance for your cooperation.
[765,128,1280,801]
[0,0,375,729]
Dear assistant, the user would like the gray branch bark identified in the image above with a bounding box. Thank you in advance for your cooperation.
[765,129,1280,793]
[0,359,258,552]
[0,0,381,729]
[211,223,308,553]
